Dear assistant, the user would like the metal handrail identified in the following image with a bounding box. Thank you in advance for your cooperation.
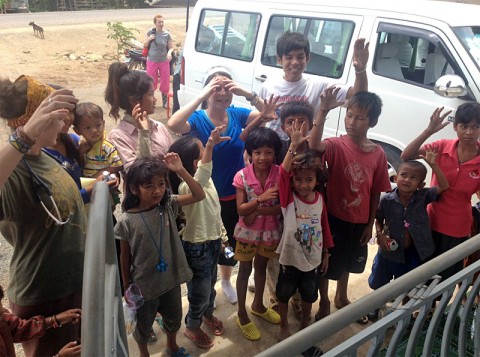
[81,182,128,357]
[257,233,480,357]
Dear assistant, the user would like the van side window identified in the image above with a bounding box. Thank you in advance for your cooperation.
[262,16,354,79]
[196,10,260,61]
[373,27,458,86]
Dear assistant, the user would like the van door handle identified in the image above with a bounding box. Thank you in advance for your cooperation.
[255,74,267,82]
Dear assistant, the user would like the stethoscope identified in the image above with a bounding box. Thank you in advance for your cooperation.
[22,157,70,226]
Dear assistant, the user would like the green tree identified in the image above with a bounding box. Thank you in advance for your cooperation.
[107,21,139,60]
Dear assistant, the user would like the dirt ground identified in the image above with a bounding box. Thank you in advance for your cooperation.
[0,17,186,295]
[0,18,186,123]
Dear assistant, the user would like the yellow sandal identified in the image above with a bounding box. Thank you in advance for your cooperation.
[236,318,261,341]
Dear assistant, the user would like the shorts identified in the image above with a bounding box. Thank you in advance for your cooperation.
[276,265,320,304]
[218,199,238,267]
[368,246,421,290]
[324,214,368,280]
[433,231,468,281]
[133,285,182,344]
[234,241,278,261]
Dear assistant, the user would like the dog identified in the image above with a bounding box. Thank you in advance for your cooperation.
[28,22,44,39]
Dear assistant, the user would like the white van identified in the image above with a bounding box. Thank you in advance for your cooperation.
[178,0,480,170]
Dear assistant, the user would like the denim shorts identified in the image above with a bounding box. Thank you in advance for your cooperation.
[276,265,320,304]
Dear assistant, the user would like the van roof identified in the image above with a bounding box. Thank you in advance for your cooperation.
[206,0,480,27]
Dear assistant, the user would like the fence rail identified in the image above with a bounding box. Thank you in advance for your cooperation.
[258,233,480,357]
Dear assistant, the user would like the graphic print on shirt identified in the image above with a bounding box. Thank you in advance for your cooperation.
[342,162,367,209]
[294,204,322,253]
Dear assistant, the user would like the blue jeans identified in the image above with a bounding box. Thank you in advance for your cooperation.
[183,239,221,329]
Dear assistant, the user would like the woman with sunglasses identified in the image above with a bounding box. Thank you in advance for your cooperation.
[0,77,85,357]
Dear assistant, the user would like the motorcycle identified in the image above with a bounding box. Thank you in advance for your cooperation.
[124,48,146,71]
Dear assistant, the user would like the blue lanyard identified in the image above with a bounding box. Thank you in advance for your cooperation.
[139,205,168,272]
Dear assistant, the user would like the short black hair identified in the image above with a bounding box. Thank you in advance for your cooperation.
[276,31,310,58]
[347,91,383,127]
[398,160,428,182]
[244,127,281,157]
[454,102,480,126]
[73,102,103,128]
[291,149,328,193]
[168,136,201,194]
[279,101,314,126]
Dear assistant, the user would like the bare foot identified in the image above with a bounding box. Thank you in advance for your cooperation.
[334,297,351,309]
[316,300,331,320]
[250,303,267,314]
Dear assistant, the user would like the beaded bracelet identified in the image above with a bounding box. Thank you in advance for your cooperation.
[288,149,297,156]
[9,131,31,153]
[17,126,36,146]
[52,314,61,328]
[355,67,366,74]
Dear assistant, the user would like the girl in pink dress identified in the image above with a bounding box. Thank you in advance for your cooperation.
[232,127,282,341]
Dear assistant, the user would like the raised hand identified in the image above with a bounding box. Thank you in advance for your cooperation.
[163,152,185,173]
[320,86,342,111]
[223,78,249,97]
[288,119,310,147]
[353,38,369,72]
[419,149,438,167]
[200,76,222,101]
[261,94,282,121]
[209,125,231,146]
[426,107,451,134]
[132,103,149,130]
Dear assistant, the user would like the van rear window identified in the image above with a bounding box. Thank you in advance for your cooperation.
[262,16,355,79]
[196,9,261,62]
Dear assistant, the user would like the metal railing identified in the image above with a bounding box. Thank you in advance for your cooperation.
[81,182,128,357]
[258,233,480,357]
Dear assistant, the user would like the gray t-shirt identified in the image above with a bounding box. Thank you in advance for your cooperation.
[115,195,192,300]
[146,29,172,63]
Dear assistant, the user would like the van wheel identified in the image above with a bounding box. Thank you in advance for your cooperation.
[377,142,402,183]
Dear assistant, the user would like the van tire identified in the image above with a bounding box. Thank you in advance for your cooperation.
[376,142,402,182]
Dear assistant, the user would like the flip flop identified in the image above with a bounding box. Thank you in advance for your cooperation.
[203,316,225,336]
[167,347,192,357]
[183,329,214,349]
[269,297,279,312]
[236,317,261,341]
[356,315,369,325]
[251,307,281,324]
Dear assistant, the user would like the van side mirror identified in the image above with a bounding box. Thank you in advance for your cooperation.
[434,75,467,98]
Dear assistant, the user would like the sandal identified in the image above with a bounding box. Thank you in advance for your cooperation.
[356,315,369,325]
[251,307,281,324]
[203,316,225,336]
[236,317,261,341]
[184,329,213,349]
[269,296,279,313]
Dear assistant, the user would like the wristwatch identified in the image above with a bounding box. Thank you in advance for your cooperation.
[246,91,258,103]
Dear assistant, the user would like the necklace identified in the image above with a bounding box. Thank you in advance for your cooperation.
[140,206,168,272]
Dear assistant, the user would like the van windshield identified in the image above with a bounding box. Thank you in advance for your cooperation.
[453,26,480,70]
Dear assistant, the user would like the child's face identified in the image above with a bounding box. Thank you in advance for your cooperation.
[395,165,425,194]
[139,83,156,115]
[454,119,480,145]
[344,106,371,139]
[75,115,105,145]
[282,115,311,137]
[292,168,317,199]
[251,145,276,170]
[277,49,309,82]
[133,175,167,210]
